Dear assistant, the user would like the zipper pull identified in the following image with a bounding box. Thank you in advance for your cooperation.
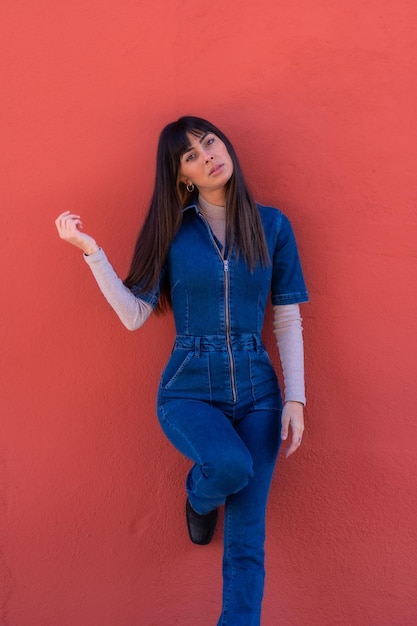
[224,260,229,272]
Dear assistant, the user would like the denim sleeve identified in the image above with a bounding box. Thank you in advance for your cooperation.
[130,264,166,308]
[130,284,159,308]
[270,213,309,306]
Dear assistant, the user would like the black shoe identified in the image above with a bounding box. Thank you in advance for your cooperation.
[186,499,218,545]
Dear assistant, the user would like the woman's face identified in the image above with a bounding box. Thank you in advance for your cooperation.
[179,132,233,197]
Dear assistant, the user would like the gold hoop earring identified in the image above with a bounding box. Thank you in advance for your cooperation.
[186,182,195,193]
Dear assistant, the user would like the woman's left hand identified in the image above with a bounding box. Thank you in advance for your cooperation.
[281,401,305,458]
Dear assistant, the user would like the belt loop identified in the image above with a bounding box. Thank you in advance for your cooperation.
[254,334,261,354]
[194,336,201,358]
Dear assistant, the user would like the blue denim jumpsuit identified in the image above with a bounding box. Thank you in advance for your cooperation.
[136,201,308,626]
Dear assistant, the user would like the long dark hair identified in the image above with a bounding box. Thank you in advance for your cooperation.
[124,116,269,313]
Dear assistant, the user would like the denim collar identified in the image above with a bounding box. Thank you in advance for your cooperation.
[183,195,199,214]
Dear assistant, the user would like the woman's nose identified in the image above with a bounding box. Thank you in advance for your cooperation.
[203,151,214,163]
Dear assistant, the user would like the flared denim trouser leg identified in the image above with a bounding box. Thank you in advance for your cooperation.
[157,335,282,625]
[219,407,281,626]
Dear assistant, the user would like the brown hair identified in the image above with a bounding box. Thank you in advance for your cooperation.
[124,116,269,313]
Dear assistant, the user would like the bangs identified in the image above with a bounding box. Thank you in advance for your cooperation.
[162,116,224,161]
[165,126,192,162]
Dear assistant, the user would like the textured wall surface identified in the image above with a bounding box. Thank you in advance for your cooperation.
[2,1,417,625]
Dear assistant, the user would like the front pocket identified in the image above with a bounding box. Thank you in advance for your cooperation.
[162,350,194,390]
[260,348,274,368]
[248,349,282,408]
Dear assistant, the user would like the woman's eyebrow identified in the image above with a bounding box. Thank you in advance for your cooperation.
[198,132,209,143]
[183,133,210,155]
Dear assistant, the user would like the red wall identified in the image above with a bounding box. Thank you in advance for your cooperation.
[2,2,417,625]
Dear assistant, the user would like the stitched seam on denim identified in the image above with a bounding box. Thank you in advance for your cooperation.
[261,348,274,368]
[185,290,189,334]
[248,351,256,408]
[207,352,213,404]
[163,351,194,389]
[170,279,180,294]
[159,407,204,468]
[272,291,309,305]
[257,292,262,333]
[221,500,236,625]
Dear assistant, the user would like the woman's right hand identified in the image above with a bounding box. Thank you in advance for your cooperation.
[55,211,100,255]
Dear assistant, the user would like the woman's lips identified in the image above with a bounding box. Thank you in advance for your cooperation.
[209,163,224,176]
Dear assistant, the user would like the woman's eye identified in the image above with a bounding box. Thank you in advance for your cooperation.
[186,153,196,162]
[206,137,215,146]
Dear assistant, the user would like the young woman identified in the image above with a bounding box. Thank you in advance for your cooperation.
[55,116,309,626]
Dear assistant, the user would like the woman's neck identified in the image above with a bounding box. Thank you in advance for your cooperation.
[198,188,226,207]
[198,194,226,219]
[198,194,226,249]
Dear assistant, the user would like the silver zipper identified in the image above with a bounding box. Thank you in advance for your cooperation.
[199,214,237,403]
[223,259,237,402]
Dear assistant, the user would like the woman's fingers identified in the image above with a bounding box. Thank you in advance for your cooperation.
[284,433,302,458]
[54,212,99,254]
[55,212,83,238]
